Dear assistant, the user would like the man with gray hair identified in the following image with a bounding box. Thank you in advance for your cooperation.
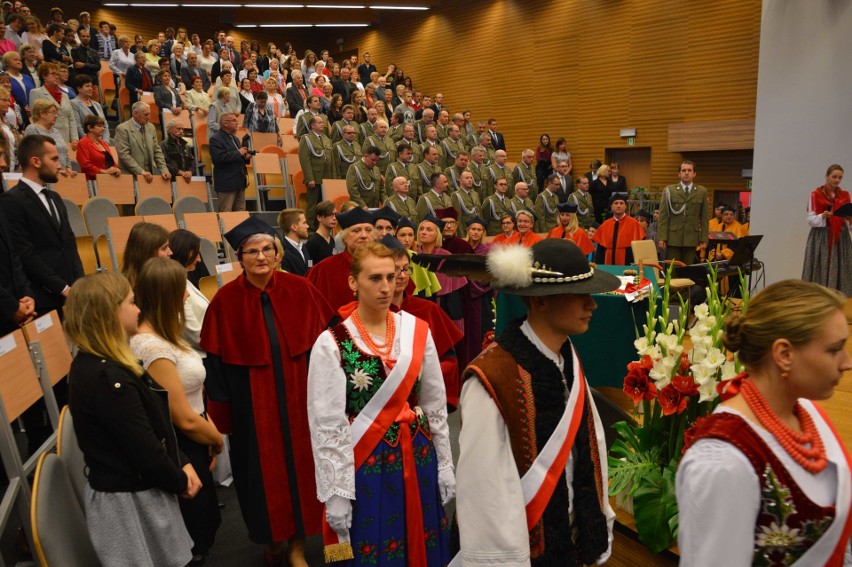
[414,107,434,144]
[115,101,171,183]
[513,148,539,201]
[210,113,250,211]
[181,50,210,91]
[384,176,419,224]
[488,150,512,199]
[161,119,196,182]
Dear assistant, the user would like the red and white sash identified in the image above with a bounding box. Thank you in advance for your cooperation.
[323,312,429,563]
[450,347,597,566]
[795,401,852,566]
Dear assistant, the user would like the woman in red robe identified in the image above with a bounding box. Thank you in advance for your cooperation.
[201,217,334,567]
[506,209,543,247]
[546,202,595,255]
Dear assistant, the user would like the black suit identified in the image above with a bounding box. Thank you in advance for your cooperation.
[71,44,101,86]
[209,130,249,193]
[125,65,154,106]
[490,129,506,152]
[285,84,307,118]
[0,181,83,314]
[181,64,210,91]
[0,219,33,336]
[357,63,376,83]
[280,239,311,276]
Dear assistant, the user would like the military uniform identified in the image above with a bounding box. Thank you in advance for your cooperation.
[388,124,404,144]
[384,192,419,224]
[481,192,512,236]
[413,119,432,144]
[487,163,513,199]
[384,159,420,201]
[657,183,709,264]
[452,187,482,236]
[417,161,443,193]
[420,140,444,169]
[569,190,595,229]
[331,139,362,179]
[295,110,329,139]
[330,118,357,143]
[509,195,535,216]
[363,135,396,176]
[400,138,423,164]
[533,189,560,233]
[441,137,465,170]
[358,121,376,145]
[298,132,334,228]
[436,123,449,141]
[467,162,491,202]
[445,165,466,193]
[512,161,538,201]
[415,189,453,221]
[346,158,385,208]
[482,146,496,167]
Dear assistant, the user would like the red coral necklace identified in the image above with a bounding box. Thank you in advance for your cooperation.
[740,379,827,474]
[352,310,395,361]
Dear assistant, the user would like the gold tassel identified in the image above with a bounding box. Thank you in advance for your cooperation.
[324,542,354,563]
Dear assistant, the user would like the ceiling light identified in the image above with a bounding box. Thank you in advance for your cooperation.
[307,4,366,8]
[315,23,370,26]
[103,3,129,5]
[182,3,242,6]
[369,5,428,9]
[259,23,314,27]
[234,24,259,27]
[243,3,303,7]
[128,2,174,5]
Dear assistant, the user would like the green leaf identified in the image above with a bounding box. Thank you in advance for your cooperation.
[633,469,677,554]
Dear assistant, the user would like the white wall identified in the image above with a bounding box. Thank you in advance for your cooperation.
[752,0,852,283]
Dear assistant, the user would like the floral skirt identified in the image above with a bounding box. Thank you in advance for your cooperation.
[345,429,449,566]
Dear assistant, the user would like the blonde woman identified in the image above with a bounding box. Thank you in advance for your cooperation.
[24,98,74,176]
[66,273,200,567]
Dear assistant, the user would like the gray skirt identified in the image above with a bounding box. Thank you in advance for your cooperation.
[84,484,194,567]
[802,226,852,295]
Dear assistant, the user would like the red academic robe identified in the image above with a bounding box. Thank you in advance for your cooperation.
[592,215,646,265]
[306,249,354,314]
[200,271,334,544]
[546,225,595,255]
[506,231,543,247]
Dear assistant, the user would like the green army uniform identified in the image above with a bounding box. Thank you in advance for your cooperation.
[481,192,512,236]
[482,146,496,167]
[413,120,431,144]
[384,193,419,225]
[384,159,420,201]
[533,189,560,233]
[417,161,443,193]
[569,190,595,229]
[363,134,396,176]
[298,132,334,229]
[346,158,385,208]
[512,161,538,201]
[331,139,362,179]
[415,189,453,221]
[330,118,356,143]
[436,123,449,141]
[509,195,535,216]
[467,162,491,202]
[487,163,513,199]
[358,121,376,145]
[657,183,709,264]
[444,165,466,193]
[403,140,423,164]
[388,124,404,144]
[452,187,482,236]
[295,110,329,138]
[441,137,465,170]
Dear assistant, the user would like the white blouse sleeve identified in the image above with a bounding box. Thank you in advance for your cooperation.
[183,282,208,351]
[419,329,453,471]
[676,438,760,566]
[457,378,530,566]
[807,194,827,228]
[307,330,356,502]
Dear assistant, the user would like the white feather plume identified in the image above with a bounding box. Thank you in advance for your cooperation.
[487,245,533,288]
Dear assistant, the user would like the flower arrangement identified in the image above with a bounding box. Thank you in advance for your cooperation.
[608,266,749,554]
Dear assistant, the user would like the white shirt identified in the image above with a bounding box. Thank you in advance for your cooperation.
[285,235,305,262]
[183,280,209,356]
[19,176,55,218]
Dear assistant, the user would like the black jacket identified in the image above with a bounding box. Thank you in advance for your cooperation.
[71,44,101,86]
[280,238,310,276]
[209,129,249,193]
[0,181,84,314]
[69,352,188,494]
[0,220,33,336]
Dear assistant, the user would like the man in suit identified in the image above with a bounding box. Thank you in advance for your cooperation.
[277,208,312,276]
[657,160,709,264]
[125,51,154,106]
[430,92,445,116]
[534,173,561,233]
[0,144,35,335]
[416,172,453,220]
[0,135,83,315]
[71,27,101,87]
[210,112,250,212]
[488,118,506,152]
[115,102,171,184]
[286,70,309,120]
[584,159,602,187]
[298,114,334,228]
[555,159,572,203]
[357,52,376,89]
[181,51,210,91]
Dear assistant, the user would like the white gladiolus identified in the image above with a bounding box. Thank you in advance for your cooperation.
[698,379,719,403]
[656,333,680,353]
[720,360,737,380]
[693,304,709,319]
[700,348,727,371]
[634,337,650,355]
[650,356,676,387]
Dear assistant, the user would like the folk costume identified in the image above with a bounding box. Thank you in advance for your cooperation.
[200,218,335,545]
[592,194,645,265]
[456,240,619,566]
[802,185,852,295]
[679,377,852,566]
[308,311,454,566]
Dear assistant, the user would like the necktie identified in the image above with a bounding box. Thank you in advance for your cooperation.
[42,189,59,224]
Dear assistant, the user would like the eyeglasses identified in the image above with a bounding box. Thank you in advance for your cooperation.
[242,245,276,258]
[395,266,411,275]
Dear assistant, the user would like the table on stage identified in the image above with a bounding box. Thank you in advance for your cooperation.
[494,265,657,389]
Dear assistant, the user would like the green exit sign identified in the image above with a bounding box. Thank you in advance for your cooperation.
[747,180,752,190]
[627,137,635,146]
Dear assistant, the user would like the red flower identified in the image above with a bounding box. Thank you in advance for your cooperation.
[658,384,688,415]
[365,455,376,466]
[671,374,698,397]
[388,540,398,552]
[623,366,658,404]
[360,544,372,555]
[679,353,691,374]
[386,453,397,464]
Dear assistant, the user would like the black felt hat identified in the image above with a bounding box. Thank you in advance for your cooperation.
[374,206,401,227]
[223,216,277,251]
[378,233,405,250]
[337,207,375,229]
[609,192,629,205]
[488,238,621,296]
[397,217,416,231]
[557,202,579,213]
[466,216,487,228]
[420,213,446,232]
[634,209,652,221]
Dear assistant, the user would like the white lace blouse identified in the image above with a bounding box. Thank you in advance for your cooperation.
[130,333,207,415]
[306,312,453,503]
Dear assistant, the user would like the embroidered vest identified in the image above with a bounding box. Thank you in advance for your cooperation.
[685,413,836,566]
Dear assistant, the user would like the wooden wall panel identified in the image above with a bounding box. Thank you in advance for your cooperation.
[27,0,759,194]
